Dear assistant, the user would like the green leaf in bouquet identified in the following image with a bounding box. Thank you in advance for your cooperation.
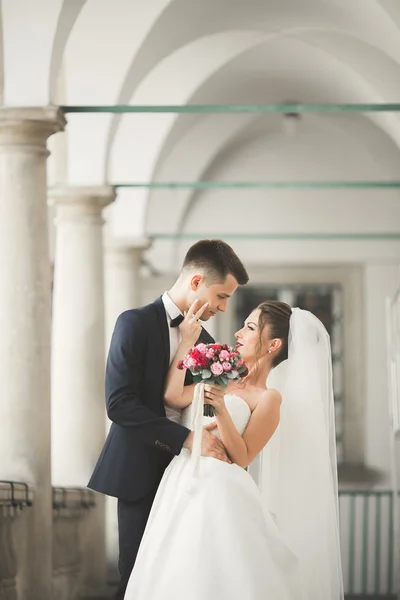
[216,376,228,388]
[201,369,212,379]
[226,371,238,379]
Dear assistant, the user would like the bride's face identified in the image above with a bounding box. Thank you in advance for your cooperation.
[234,309,266,361]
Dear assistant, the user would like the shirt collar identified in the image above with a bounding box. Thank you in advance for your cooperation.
[161,291,182,321]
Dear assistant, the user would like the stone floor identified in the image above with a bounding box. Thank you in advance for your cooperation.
[87,588,396,600]
[345,596,396,600]
[84,584,117,600]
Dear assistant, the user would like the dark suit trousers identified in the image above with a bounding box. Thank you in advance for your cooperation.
[115,487,158,600]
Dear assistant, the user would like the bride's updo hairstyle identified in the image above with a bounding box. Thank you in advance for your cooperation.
[256,301,292,368]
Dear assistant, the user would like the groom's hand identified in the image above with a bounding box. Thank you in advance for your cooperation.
[183,429,231,463]
[179,299,209,346]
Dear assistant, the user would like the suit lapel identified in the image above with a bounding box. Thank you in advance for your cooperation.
[196,326,214,345]
[153,296,170,375]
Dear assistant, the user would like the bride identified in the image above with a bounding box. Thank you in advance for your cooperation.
[124,300,344,600]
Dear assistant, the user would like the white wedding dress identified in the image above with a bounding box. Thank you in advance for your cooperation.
[124,395,300,600]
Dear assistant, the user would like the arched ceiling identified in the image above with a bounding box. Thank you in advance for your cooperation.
[146,111,400,234]
[23,0,400,188]
[150,31,400,187]
[1,0,400,255]
[1,0,78,105]
[143,31,400,235]
[0,6,3,105]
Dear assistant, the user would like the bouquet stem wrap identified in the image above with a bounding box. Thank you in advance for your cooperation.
[190,382,205,478]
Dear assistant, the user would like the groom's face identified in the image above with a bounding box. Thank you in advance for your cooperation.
[190,273,238,321]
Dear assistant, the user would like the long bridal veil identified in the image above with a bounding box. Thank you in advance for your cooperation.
[249,308,344,600]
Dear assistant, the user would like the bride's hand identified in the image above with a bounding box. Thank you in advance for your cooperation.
[179,299,208,345]
[204,384,226,414]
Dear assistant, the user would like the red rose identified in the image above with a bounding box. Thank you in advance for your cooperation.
[199,355,209,368]
[191,348,209,368]
[210,344,222,351]
[191,348,202,361]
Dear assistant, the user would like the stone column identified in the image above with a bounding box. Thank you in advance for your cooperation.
[103,237,150,580]
[0,107,65,600]
[104,237,151,348]
[50,185,115,595]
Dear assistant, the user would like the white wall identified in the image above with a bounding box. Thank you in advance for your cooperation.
[364,264,400,485]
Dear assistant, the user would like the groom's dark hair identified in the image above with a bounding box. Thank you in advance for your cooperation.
[182,239,249,285]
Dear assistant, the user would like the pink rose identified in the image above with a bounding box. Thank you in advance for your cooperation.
[183,357,190,368]
[196,343,207,355]
[206,348,215,359]
[222,362,232,372]
[188,357,197,368]
[219,350,230,360]
[236,359,244,368]
[210,362,223,376]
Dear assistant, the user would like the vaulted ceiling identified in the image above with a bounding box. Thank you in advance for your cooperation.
[2,0,400,267]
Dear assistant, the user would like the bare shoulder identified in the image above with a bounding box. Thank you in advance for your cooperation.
[266,388,282,402]
[257,388,282,408]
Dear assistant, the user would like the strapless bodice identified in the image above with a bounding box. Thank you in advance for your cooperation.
[180,394,251,438]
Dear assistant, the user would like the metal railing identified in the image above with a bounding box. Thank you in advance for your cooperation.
[339,490,396,596]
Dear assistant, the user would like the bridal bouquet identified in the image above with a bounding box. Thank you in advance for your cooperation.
[177,343,247,417]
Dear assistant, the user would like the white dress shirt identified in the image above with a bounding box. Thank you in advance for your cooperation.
[161,292,183,424]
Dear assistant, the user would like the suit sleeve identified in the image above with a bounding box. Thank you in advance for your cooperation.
[106,310,190,456]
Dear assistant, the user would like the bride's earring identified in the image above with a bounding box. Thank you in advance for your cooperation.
[268,349,272,354]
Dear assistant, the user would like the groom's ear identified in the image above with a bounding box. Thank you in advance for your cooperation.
[190,274,203,291]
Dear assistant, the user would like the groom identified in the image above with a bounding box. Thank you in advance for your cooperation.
[88,239,249,600]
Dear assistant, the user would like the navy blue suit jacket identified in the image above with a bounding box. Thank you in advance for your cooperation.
[88,296,214,502]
